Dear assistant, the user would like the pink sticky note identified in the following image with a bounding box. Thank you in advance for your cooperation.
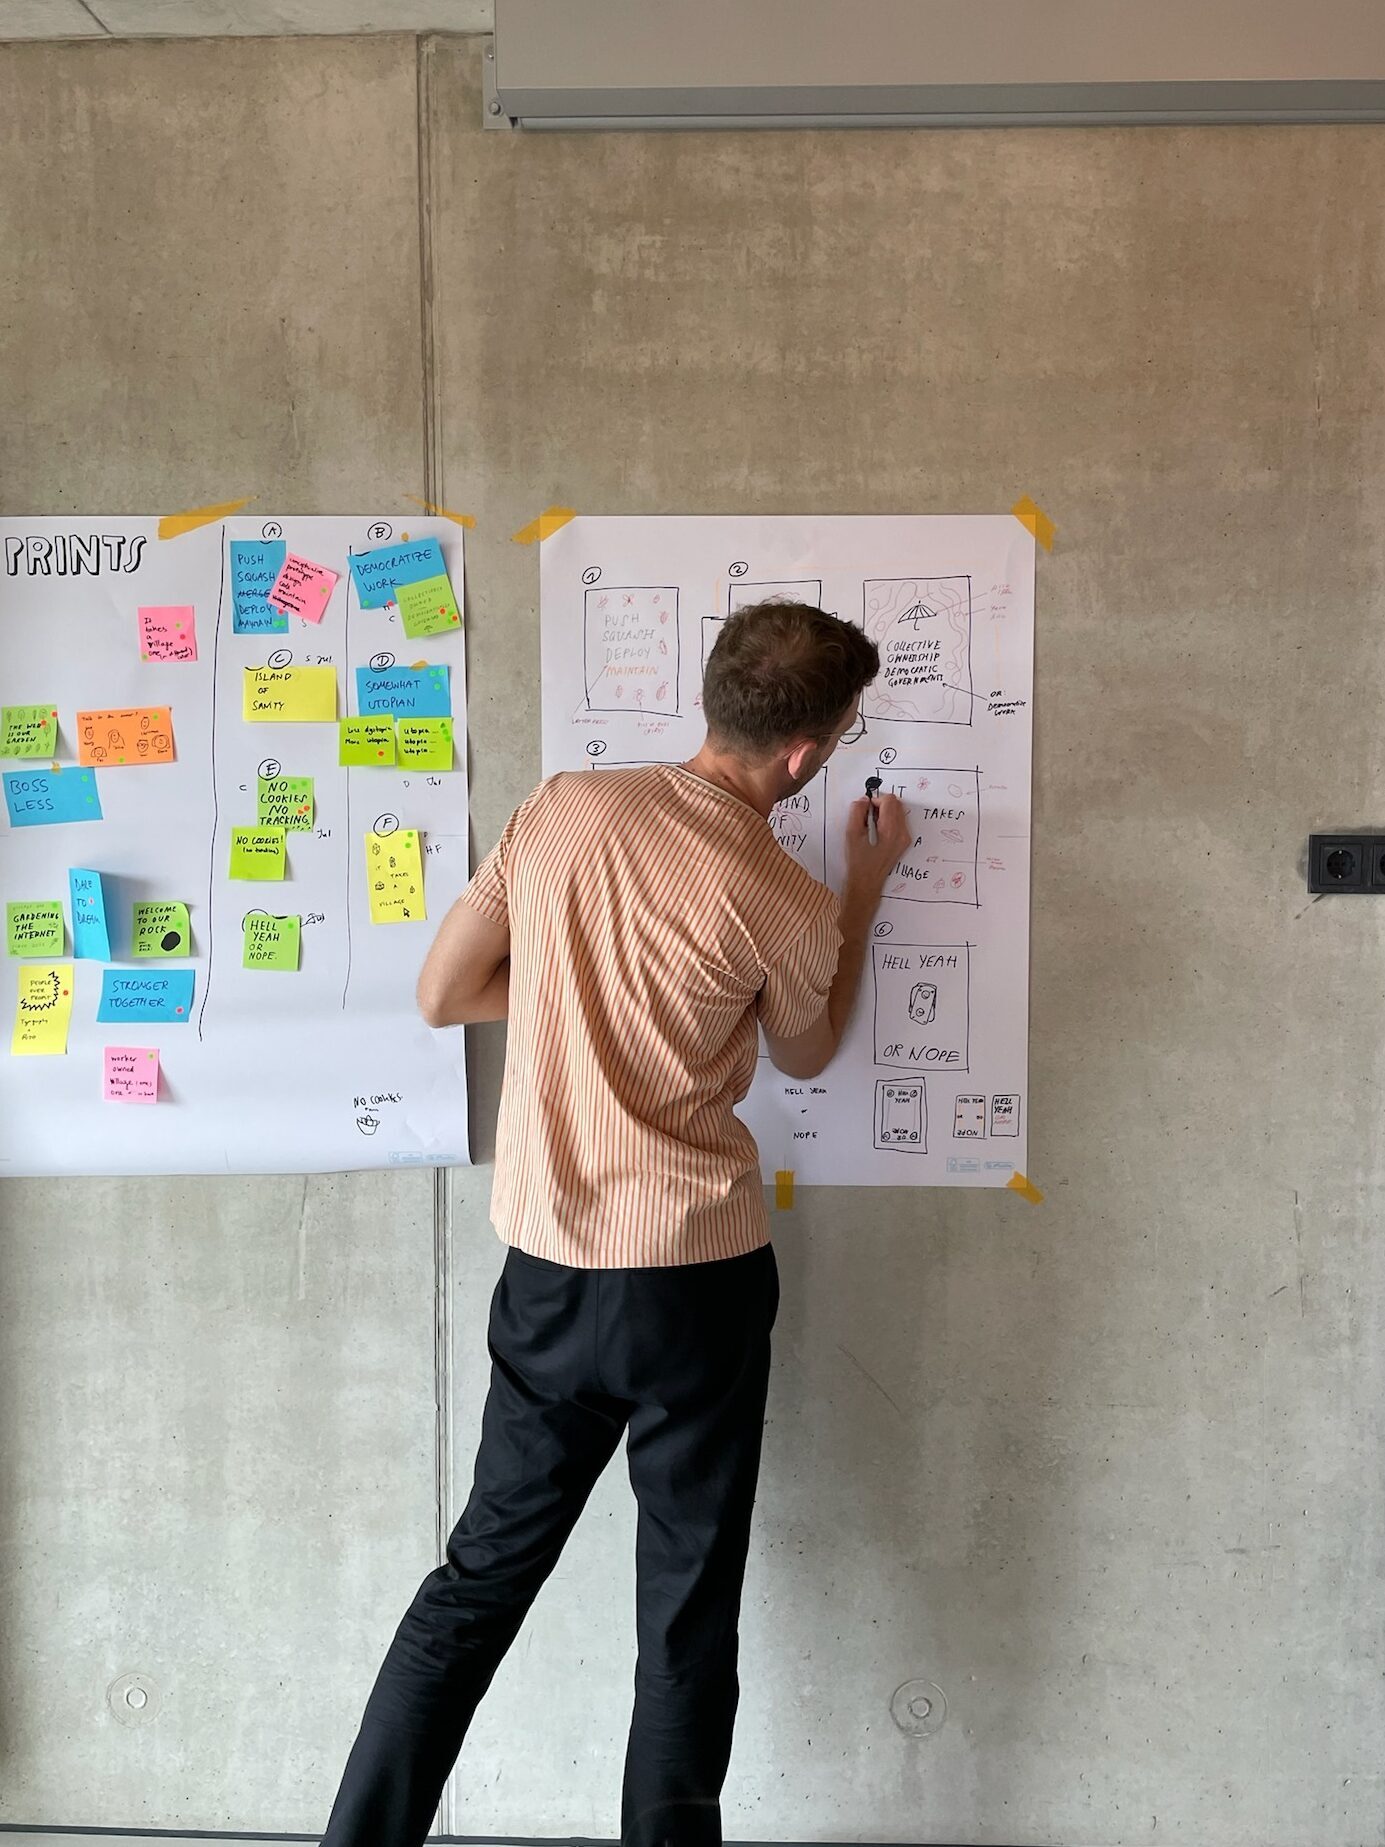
[138,605,198,662]
[267,554,339,623]
[104,1045,160,1103]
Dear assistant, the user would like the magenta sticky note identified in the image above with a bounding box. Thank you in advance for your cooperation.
[267,554,339,623]
[138,605,198,662]
[104,1044,160,1102]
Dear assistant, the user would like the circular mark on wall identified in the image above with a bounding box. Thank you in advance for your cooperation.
[890,1679,947,1739]
[373,813,400,836]
[586,740,607,757]
[107,1671,161,1727]
[261,522,283,541]
[369,651,395,671]
[257,758,281,780]
[728,560,748,577]
[581,566,601,585]
[367,522,393,542]
[267,649,293,669]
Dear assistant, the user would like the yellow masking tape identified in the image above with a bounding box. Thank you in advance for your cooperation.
[157,497,254,539]
[405,494,477,529]
[1011,495,1056,552]
[512,506,578,545]
[774,1170,795,1210]
[1007,1172,1045,1204]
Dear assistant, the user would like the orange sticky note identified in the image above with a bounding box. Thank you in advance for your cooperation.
[76,707,174,767]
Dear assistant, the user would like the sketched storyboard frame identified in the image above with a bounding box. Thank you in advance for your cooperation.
[540,515,1034,1189]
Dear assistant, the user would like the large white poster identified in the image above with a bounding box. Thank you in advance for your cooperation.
[0,515,470,1176]
[540,515,1034,1188]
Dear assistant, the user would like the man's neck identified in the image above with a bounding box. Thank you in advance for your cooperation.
[679,745,780,819]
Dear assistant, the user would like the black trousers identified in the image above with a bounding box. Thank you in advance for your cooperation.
[319,1240,780,1847]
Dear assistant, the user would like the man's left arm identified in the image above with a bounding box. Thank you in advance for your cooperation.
[417,897,510,1026]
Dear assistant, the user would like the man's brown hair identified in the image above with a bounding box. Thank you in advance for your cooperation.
[701,600,880,756]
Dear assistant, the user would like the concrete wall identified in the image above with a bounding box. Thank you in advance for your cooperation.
[2,30,1383,1846]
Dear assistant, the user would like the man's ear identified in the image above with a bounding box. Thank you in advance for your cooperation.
[784,739,817,782]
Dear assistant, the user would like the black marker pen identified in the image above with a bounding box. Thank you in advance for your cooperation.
[865,775,883,846]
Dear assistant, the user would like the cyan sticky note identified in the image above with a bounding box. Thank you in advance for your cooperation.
[4,768,103,827]
[349,537,446,609]
[230,539,289,635]
[354,664,451,719]
[69,868,112,960]
[96,967,195,1023]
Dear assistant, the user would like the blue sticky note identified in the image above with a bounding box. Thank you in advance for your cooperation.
[231,539,289,635]
[96,967,195,1023]
[4,767,103,827]
[354,664,452,718]
[349,538,446,609]
[69,868,112,960]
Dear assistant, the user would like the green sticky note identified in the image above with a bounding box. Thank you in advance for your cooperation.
[396,716,454,770]
[132,900,191,958]
[339,718,397,767]
[394,573,462,640]
[2,704,60,758]
[242,912,300,971]
[258,775,314,831]
[7,901,64,957]
[230,825,286,880]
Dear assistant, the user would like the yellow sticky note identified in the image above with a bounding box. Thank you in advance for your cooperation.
[230,825,286,880]
[12,962,74,1055]
[774,1170,795,1210]
[366,829,426,924]
[242,665,337,723]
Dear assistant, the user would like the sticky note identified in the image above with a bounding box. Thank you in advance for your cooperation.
[339,718,397,766]
[242,666,337,723]
[96,967,195,1023]
[268,553,339,622]
[68,869,112,961]
[7,901,64,957]
[230,538,288,635]
[229,826,286,880]
[366,829,426,924]
[396,717,454,770]
[2,704,59,757]
[242,912,301,971]
[394,573,462,639]
[12,963,74,1054]
[76,707,174,767]
[132,901,191,958]
[138,606,197,662]
[258,775,314,832]
[3,768,103,827]
[104,1046,160,1102]
[349,537,446,609]
[355,663,451,718]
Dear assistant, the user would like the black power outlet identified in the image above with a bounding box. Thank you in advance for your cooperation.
[1308,834,1383,894]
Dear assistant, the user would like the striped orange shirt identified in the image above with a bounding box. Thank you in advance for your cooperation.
[460,764,842,1268]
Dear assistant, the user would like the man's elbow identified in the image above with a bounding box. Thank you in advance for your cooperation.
[416,972,455,1028]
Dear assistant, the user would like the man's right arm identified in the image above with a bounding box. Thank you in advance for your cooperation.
[761,794,912,1080]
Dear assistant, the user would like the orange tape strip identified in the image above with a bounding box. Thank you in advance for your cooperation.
[157,497,254,539]
[512,506,577,545]
[1006,1172,1045,1204]
[774,1170,795,1210]
[1011,495,1056,552]
[405,494,476,530]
